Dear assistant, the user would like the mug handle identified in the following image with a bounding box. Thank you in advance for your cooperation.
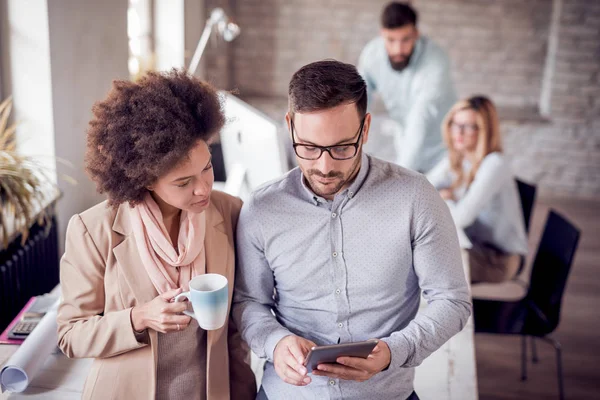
[173,292,196,319]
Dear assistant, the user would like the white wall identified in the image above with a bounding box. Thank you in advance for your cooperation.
[47,0,129,251]
[5,0,56,176]
[2,0,129,252]
[154,0,205,73]
[154,0,185,70]
[2,0,209,253]
[183,0,205,76]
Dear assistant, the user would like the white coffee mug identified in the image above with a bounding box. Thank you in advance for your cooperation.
[174,274,228,330]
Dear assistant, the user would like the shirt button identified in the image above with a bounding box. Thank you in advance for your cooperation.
[348,191,354,198]
[335,289,341,294]
[338,322,343,328]
[329,380,336,386]
[331,212,337,218]
[332,252,338,257]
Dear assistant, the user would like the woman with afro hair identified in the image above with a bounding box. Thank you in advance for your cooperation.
[56,70,257,399]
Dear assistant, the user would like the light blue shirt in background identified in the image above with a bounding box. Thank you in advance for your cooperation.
[358,36,457,173]
[233,153,471,400]
[427,152,528,255]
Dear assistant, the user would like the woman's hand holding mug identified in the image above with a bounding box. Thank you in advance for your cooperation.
[174,274,229,331]
[131,288,192,333]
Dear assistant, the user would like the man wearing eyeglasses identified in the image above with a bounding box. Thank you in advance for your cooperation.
[232,59,471,400]
[358,2,457,174]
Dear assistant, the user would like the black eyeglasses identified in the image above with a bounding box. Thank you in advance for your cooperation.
[449,121,479,135]
[290,117,366,160]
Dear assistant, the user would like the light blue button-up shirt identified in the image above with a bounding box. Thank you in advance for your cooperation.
[358,36,457,173]
[232,153,471,400]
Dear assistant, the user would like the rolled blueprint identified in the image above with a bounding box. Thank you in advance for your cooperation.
[1,298,60,393]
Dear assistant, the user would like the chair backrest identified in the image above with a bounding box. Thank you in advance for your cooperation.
[516,179,536,233]
[526,210,580,334]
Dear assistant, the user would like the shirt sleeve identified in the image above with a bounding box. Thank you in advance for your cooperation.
[445,154,511,229]
[57,215,149,359]
[396,54,454,172]
[380,177,472,368]
[231,197,292,362]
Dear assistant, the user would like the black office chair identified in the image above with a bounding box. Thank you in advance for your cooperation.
[516,179,536,234]
[209,142,227,183]
[473,210,580,400]
[515,179,537,275]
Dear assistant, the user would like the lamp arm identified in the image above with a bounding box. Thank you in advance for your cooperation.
[187,21,215,75]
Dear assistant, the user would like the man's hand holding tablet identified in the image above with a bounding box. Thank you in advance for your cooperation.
[310,339,392,382]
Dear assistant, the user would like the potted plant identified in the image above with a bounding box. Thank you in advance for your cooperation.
[0,97,66,249]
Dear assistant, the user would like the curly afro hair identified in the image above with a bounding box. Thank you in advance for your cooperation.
[85,69,225,207]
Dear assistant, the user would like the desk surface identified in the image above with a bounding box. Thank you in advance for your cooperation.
[414,309,477,399]
[414,250,478,399]
[0,349,91,400]
[1,253,477,399]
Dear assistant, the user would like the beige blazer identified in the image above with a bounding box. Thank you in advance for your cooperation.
[56,190,256,400]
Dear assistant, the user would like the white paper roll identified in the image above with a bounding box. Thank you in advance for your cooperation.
[0,298,60,393]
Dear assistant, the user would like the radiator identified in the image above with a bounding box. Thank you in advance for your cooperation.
[0,217,60,331]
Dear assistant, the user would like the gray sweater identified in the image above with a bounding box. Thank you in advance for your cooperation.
[155,319,207,400]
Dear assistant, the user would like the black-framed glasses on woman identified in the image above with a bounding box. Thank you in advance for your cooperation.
[449,121,478,135]
[290,117,366,160]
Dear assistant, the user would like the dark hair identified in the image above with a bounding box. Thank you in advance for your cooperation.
[85,69,225,207]
[381,2,418,29]
[288,59,367,118]
[468,95,490,110]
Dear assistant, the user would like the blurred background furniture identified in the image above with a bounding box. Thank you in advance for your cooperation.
[473,210,581,400]
[0,205,60,332]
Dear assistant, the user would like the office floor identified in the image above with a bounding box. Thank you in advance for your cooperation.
[475,196,600,400]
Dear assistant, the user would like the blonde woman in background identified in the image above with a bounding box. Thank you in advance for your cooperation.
[427,95,528,283]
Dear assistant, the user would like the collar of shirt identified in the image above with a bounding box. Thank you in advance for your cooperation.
[409,36,425,68]
[299,152,370,206]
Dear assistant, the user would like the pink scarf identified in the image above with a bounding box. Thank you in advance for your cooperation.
[129,193,206,294]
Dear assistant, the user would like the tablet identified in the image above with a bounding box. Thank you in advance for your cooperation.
[304,339,379,371]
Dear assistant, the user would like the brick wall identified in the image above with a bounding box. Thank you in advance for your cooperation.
[503,0,600,198]
[202,0,235,89]
[204,0,600,198]
[415,0,552,109]
[212,0,553,107]
[550,0,600,122]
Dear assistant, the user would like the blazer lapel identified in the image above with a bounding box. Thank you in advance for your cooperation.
[112,203,158,305]
[204,201,234,400]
